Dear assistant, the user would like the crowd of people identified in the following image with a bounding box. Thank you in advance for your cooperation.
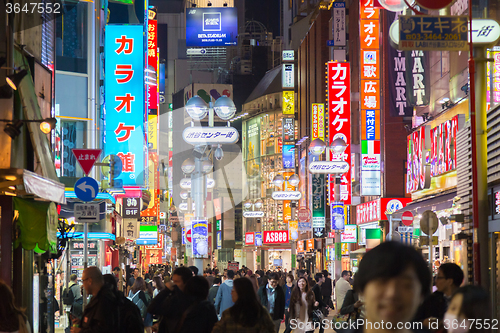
[0,242,494,333]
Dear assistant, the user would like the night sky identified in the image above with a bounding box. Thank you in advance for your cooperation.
[246,0,281,37]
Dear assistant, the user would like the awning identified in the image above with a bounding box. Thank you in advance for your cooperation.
[0,168,66,204]
[13,197,58,254]
[391,191,457,220]
[14,47,59,183]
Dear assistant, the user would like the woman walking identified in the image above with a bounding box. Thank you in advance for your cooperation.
[289,277,317,333]
[212,277,275,333]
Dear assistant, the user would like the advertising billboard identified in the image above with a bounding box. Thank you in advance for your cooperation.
[282,144,295,169]
[186,7,238,47]
[192,220,208,258]
[105,25,145,186]
[311,103,325,142]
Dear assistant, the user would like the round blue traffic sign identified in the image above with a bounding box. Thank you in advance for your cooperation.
[75,177,99,202]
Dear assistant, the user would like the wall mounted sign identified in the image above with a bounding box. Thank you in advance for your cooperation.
[311,103,325,142]
[263,230,289,244]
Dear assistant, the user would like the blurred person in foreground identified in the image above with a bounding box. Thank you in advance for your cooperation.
[147,266,193,333]
[0,280,31,333]
[443,285,491,333]
[336,241,431,333]
[176,276,218,333]
[212,277,276,333]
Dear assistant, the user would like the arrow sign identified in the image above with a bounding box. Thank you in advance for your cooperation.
[74,177,99,202]
[72,149,102,175]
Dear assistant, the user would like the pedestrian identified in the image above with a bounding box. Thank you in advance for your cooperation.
[215,269,235,317]
[152,275,166,298]
[247,274,259,294]
[176,276,218,333]
[0,280,31,333]
[257,272,286,333]
[336,241,431,333]
[321,270,333,309]
[311,273,328,333]
[282,274,295,333]
[414,262,464,331]
[127,268,140,295]
[443,285,491,333]
[212,276,276,333]
[335,270,352,311]
[206,269,215,286]
[208,277,221,304]
[339,289,364,322]
[70,266,120,333]
[289,277,317,333]
[147,266,193,333]
[189,265,199,276]
[62,274,82,331]
[128,277,152,331]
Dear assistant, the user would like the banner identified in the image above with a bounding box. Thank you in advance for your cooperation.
[405,50,430,106]
[105,25,145,185]
[192,220,208,258]
[311,103,325,142]
[387,12,413,117]
[312,174,325,238]
[327,62,351,204]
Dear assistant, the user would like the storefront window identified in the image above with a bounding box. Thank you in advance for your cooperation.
[55,2,88,73]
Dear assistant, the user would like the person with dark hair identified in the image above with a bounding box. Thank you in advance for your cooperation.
[337,241,431,333]
[312,273,328,333]
[152,276,165,298]
[188,265,199,276]
[444,285,491,333]
[335,270,352,311]
[147,266,193,333]
[127,268,140,296]
[71,267,120,333]
[282,274,295,333]
[212,276,276,333]
[247,275,259,294]
[0,280,31,333]
[215,269,235,317]
[414,262,464,331]
[175,276,217,333]
[208,277,221,304]
[257,272,286,332]
[289,277,317,333]
[321,270,333,309]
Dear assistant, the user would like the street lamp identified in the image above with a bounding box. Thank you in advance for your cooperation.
[330,137,347,154]
[309,138,327,156]
[271,174,301,240]
[183,94,238,273]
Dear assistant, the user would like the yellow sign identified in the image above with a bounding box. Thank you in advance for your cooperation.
[283,91,295,115]
[148,114,158,151]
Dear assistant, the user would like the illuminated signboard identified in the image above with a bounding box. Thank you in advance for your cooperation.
[356,198,412,224]
[192,220,208,258]
[311,103,325,141]
[263,230,289,244]
[105,25,145,185]
[186,7,238,47]
[245,232,254,245]
[283,91,295,115]
[341,225,357,243]
[360,0,381,196]
[282,144,295,169]
[147,16,158,109]
[406,115,464,193]
[282,64,294,89]
[283,117,295,142]
[487,51,500,109]
[327,62,351,204]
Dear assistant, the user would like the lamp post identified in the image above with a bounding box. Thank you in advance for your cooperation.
[183,95,238,274]
[308,137,348,277]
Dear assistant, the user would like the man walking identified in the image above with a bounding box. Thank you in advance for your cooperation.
[70,267,119,333]
[215,269,235,317]
[208,277,221,304]
[321,270,333,309]
[258,272,285,333]
[335,270,351,310]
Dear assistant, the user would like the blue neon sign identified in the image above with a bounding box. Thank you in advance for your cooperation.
[105,25,145,186]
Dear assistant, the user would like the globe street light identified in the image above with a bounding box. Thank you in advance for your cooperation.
[272,174,285,187]
[181,158,195,174]
[213,95,237,120]
[309,138,327,156]
[330,137,347,154]
[185,95,209,120]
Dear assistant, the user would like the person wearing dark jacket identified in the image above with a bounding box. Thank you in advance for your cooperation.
[340,289,364,322]
[257,272,286,333]
[208,278,221,304]
[175,276,218,333]
[321,270,333,309]
[147,266,193,333]
[414,263,464,332]
[71,267,120,333]
[312,273,328,333]
[282,274,295,333]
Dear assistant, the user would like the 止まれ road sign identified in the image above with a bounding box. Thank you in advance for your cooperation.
[74,177,99,202]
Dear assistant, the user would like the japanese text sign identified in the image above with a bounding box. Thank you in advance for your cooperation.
[311,103,325,142]
[105,25,145,186]
[398,15,469,51]
[283,91,295,115]
[333,2,346,46]
[327,62,351,204]
[147,18,158,109]
[245,232,254,245]
[487,51,500,108]
[356,198,411,224]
